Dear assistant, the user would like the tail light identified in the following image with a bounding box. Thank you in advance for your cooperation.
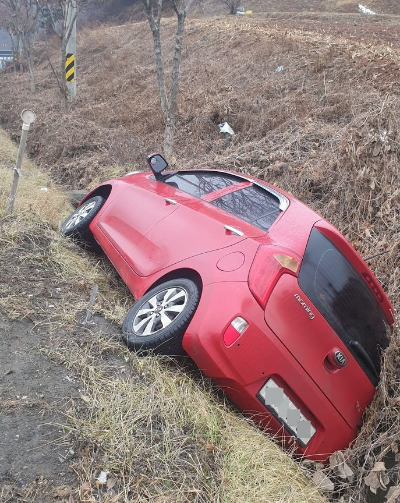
[249,246,300,308]
[223,317,249,346]
[362,272,384,303]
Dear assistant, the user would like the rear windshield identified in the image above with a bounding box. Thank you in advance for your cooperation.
[298,228,388,382]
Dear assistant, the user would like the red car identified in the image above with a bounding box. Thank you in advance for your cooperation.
[61,154,393,460]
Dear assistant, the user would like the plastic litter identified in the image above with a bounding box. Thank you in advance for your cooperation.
[275,66,284,73]
[358,4,376,15]
[96,470,109,485]
[236,7,252,14]
[218,122,235,136]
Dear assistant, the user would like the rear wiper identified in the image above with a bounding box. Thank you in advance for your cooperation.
[349,340,379,386]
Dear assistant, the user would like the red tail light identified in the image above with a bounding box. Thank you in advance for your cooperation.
[223,317,249,346]
[249,246,299,308]
[362,272,384,303]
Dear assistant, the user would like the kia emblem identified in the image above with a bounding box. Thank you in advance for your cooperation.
[334,351,347,367]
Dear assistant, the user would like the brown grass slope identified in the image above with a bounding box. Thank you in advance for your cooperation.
[0,4,399,502]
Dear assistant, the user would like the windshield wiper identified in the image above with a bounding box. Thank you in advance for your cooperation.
[349,340,379,386]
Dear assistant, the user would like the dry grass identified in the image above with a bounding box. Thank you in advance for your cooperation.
[0,122,326,501]
[46,332,326,503]
[0,129,71,225]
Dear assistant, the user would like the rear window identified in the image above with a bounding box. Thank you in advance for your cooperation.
[298,228,388,382]
[212,185,281,232]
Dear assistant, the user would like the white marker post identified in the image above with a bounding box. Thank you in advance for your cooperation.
[7,109,36,214]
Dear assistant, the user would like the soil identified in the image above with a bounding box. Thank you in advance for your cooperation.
[0,313,120,503]
[0,209,123,502]
[0,320,79,500]
[0,306,125,502]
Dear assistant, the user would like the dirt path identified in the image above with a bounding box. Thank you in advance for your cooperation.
[0,319,80,502]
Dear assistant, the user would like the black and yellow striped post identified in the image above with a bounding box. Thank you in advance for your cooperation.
[65,2,77,101]
[65,53,75,82]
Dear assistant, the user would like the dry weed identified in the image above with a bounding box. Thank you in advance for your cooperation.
[47,331,327,503]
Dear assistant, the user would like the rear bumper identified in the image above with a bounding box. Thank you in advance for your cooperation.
[183,281,359,461]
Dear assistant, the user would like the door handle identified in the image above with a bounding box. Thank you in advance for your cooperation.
[224,224,244,236]
[165,198,178,205]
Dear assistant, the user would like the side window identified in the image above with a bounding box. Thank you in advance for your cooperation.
[212,186,281,232]
[163,172,239,197]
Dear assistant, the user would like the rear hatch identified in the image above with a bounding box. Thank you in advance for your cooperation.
[264,225,390,428]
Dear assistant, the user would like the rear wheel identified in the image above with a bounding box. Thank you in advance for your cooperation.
[61,195,105,246]
[122,278,200,355]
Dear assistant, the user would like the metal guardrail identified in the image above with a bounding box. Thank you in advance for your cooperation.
[0,50,13,67]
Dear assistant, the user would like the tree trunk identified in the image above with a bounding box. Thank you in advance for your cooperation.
[143,0,193,160]
[163,11,185,158]
[150,23,168,119]
[9,31,18,73]
[163,117,174,160]
[27,52,35,92]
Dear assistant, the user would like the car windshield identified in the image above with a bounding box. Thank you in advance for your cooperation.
[298,228,388,382]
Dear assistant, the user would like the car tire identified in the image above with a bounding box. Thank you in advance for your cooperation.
[61,195,105,246]
[122,278,200,355]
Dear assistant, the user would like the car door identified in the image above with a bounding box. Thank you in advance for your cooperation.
[125,198,260,276]
[125,175,282,277]
[95,175,180,265]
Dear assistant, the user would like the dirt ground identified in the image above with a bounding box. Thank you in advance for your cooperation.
[0,319,80,500]
[0,229,124,502]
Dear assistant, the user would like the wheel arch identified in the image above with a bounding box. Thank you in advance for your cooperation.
[145,268,203,297]
[81,184,113,204]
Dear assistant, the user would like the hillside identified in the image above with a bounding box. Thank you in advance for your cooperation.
[0,1,399,502]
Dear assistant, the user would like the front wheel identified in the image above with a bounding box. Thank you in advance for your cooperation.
[122,278,200,355]
[61,195,105,246]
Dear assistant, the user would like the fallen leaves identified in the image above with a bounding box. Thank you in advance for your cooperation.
[364,461,390,494]
[329,451,354,481]
[386,485,400,502]
[312,470,335,492]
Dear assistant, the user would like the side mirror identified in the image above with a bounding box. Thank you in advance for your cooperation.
[147,153,168,179]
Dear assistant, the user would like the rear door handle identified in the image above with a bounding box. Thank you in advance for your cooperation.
[224,224,244,236]
[165,198,178,205]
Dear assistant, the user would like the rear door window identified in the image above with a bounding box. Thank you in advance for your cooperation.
[212,185,281,232]
[162,171,240,198]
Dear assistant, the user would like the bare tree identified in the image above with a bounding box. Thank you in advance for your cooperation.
[0,0,40,90]
[222,0,240,15]
[36,0,77,99]
[142,0,199,160]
